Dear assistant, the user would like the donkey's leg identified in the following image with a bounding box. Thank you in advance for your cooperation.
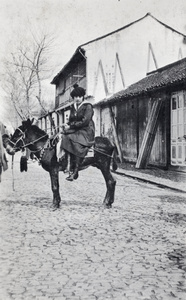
[79,157,95,170]
[99,160,116,208]
[49,166,61,208]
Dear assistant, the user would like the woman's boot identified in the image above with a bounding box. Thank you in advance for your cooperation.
[66,156,83,181]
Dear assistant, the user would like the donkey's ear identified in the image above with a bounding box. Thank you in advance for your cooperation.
[27,119,33,126]
[22,118,32,129]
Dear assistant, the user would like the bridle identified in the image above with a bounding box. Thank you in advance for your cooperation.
[9,127,26,151]
[9,127,49,153]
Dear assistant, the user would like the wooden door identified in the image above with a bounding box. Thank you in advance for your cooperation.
[117,101,137,161]
[100,106,113,140]
[171,91,186,166]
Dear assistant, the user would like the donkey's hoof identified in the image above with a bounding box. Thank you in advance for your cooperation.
[104,203,112,209]
[51,203,60,210]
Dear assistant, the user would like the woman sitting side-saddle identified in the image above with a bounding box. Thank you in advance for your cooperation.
[60,84,95,181]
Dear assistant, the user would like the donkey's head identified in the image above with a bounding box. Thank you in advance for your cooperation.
[5,119,34,155]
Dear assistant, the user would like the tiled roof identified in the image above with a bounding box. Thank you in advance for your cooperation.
[96,58,186,106]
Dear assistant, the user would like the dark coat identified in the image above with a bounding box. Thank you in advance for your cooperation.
[61,101,95,157]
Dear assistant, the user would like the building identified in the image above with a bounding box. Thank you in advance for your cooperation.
[39,13,186,170]
[96,58,186,170]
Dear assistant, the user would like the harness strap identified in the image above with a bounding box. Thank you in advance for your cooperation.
[93,147,113,159]
[11,155,15,191]
[38,139,50,165]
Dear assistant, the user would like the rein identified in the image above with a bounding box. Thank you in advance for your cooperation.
[23,134,49,153]
[94,147,114,159]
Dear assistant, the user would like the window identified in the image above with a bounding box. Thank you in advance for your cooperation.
[172,97,177,110]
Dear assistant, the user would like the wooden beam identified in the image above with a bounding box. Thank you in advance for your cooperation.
[147,42,158,73]
[178,48,183,60]
[94,59,123,162]
[93,59,109,97]
[115,52,125,89]
[135,98,163,169]
[109,106,123,163]
[99,60,109,95]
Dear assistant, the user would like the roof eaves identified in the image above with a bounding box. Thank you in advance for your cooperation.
[79,13,149,48]
[51,47,83,84]
[149,14,186,37]
[51,13,150,85]
[51,13,186,85]
[73,13,186,50]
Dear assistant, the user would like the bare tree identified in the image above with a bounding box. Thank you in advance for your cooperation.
[2,31,55,122]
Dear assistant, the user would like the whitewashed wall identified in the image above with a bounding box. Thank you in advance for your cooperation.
[85,15,186,103]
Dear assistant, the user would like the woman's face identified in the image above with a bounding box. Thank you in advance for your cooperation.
[74,96,83,106]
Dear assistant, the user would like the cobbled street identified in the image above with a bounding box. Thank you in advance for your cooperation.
[0,154,186,300]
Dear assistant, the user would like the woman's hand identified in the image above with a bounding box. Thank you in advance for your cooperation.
[60,124,70,133]
[64,124,70,131]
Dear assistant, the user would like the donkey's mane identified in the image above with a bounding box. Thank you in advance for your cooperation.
[31,125,48,138]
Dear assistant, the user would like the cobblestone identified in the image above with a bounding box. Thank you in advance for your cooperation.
[0,154,186,299]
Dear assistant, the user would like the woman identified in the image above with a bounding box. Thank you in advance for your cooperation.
[61,84,95,181]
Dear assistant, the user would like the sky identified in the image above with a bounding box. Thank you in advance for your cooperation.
[0,0,186,128]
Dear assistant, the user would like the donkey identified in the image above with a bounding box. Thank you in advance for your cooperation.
[5,119,117,209]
